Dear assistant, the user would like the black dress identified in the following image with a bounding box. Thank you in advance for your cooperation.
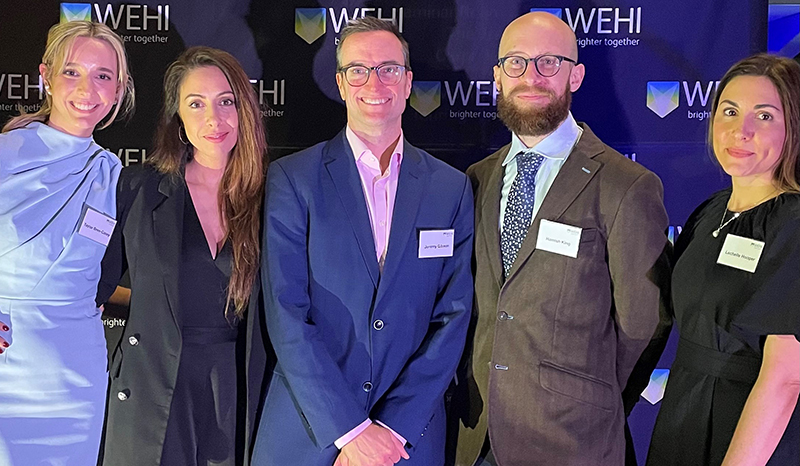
[647,189,800,466]
[160,189,240,466]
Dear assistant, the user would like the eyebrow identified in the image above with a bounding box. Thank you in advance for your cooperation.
[184,91,235,100]
[342,60,403,68]
[720,100,781,111]
[64,62,117,75]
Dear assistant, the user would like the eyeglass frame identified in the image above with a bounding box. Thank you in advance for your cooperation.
[497,54,577,78]
[337,62,411,87]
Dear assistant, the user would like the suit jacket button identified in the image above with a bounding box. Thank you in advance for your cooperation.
[497,311,508,321]
[117,390,130,401]
[362,381,373,392]
[373,319,384,330]
[128,335,139,346]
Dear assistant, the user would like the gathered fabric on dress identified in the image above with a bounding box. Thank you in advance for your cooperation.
[0,122,121,466]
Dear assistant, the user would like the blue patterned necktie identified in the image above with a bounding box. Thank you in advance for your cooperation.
[501,151,545,278]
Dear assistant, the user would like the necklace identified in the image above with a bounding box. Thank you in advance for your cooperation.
[711,188,781,238]
[712,210,740,237]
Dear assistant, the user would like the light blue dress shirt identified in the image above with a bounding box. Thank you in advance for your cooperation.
[499,112,583,230]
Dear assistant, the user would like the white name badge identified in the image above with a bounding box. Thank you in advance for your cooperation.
[77,207,117,246]
[535,219,581,258]
[418,229,454,258]
[717,234,764,273]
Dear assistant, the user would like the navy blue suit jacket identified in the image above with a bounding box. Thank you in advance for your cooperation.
[252,129,473,465]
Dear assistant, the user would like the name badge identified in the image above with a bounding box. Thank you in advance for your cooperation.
[77,207,117,246]
[717,234,764,273]
[535,219,581,258]
[418,229,454,258]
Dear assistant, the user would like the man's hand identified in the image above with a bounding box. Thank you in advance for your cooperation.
[333,423,409,466]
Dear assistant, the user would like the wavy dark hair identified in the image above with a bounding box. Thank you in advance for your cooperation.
[149,46,267,319]
[710,54,800,192]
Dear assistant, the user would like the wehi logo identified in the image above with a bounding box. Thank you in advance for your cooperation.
[61,3,91,22]
[646,81,679,118]
[295,8,326,44]
[647,80,720,120]
[60,3,170,31]
[294,7,404,44]
[409,81,441,117]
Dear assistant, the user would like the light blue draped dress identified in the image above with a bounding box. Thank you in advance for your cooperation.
[0,122,121,466]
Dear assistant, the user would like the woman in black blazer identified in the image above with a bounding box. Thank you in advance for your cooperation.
[97,47,270,466]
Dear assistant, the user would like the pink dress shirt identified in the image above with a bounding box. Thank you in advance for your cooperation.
[334,127,407,450]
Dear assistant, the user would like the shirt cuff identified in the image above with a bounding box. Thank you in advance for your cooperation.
[334,418,372,450]
[375,420,408,447]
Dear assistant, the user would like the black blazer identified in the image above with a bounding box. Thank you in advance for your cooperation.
[97,164,271,466]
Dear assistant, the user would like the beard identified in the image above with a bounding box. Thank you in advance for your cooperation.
[497,81,572,137]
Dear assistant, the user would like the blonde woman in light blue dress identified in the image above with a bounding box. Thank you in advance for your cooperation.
[0,21,133,466]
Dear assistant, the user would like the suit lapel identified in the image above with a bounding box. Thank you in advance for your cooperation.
[323,131,380,288]
[153,173,185,329]
[377,142,425,299]
[479,147,507,289]
[505,128,603,281]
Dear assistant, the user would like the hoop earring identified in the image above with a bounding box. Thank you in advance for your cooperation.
[178,125,190,145]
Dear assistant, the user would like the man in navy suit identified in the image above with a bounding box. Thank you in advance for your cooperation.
[251,16,474,466]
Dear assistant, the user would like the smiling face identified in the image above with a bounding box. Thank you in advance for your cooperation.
[335,30,412,134]
[713,75,787,185]
[494,13,585,137]
[177,65,239,164]
[41,36,120,138]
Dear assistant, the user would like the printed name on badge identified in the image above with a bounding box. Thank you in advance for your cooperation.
[78,207,117,247]
[535,219,582,258]
[418,229,455,258]
[716,234,764,273]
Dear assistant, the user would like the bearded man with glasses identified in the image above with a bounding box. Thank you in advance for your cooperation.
[447,12,672,466]
[252,15,474,466]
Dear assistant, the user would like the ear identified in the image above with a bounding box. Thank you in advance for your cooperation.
[403,70,413,99]
[39,64,50,93]
[493,65,502,93]
[335,72,346,101]
[569,63,585,93]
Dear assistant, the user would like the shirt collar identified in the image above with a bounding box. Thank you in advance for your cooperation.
[346,125,404,165]
[502,112,583,166]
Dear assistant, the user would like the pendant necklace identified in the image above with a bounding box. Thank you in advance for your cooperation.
[712,189,781,238]
[712,210,739,238]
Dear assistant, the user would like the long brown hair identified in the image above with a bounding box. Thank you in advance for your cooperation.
[149,46,267,319]
[3,21,134,133]
[710,54,800,192]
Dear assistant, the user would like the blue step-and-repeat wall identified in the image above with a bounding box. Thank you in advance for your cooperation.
[2,0,798,463]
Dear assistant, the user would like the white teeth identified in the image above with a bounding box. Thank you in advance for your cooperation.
[362,97,389,105]
[72,102,97,111]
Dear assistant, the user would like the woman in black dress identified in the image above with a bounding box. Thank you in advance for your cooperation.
[98,47,269,466]
[647,54,800,466]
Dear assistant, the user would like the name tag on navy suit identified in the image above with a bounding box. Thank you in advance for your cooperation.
[535,219,581,258]
[418,229,454,258]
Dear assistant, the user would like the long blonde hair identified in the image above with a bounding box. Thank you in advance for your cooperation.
[149,47,267,319]
[2,21,134,133]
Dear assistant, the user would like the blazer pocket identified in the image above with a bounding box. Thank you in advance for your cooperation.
[538,360,614,412]
[579,228,597,243]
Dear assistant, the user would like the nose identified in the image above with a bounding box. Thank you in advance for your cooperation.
[734,116,755,141]
[75,74,92,96]
[204,104,221,127]
[363,69,383,90]
[521,62,547,86]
